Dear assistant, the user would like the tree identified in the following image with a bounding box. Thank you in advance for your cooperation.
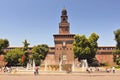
[4,48,24,66]
[23,39,30,51]
[31,44,49,66]
[22,40,30,66]
[0,39,9,54]
[88,33,99,63]
[73,33,99,65]
[113,29,120,65]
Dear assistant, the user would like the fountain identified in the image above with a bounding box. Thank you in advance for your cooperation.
[44,61,47,71]
[26,63,31,70]
[26,59,33,70]
[32,60,35,71]
[72,62,75,71]
[59,59,62,71]
[81,59,88,71]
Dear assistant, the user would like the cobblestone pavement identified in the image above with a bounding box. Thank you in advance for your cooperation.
[0,71,120,80]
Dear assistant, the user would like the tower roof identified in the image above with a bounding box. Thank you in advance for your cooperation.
[62,8,67,16]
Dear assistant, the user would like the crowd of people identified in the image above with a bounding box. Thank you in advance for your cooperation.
[0,66,12,73]
[0,66,117,75]
[106,67,115,73]
[86,66,116,73]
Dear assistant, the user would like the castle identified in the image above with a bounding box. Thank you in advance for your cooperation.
[44,9,115,66]
[0,9,115,66]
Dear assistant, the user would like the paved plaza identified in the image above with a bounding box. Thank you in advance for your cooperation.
[0,71,120,80]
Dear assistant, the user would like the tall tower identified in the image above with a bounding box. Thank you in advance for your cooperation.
[53,9,75,64]
[59,8,70,34]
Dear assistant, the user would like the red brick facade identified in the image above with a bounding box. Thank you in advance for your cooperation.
[96,46,115,66]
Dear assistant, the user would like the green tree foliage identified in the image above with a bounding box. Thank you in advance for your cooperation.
[31,44,49,66]
[22,40,30,66]
[0,39,9,54]
[73,33,99,65]
[4,48,24,66]
[114,29,120,49]
[88,33,99,59]
[113,29,120,65]
[23,39,30,51]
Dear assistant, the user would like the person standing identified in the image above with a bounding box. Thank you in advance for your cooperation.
[112,67,115,73]
[34,66,39,75]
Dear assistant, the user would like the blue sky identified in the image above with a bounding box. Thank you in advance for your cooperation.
[0,0,120,47]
